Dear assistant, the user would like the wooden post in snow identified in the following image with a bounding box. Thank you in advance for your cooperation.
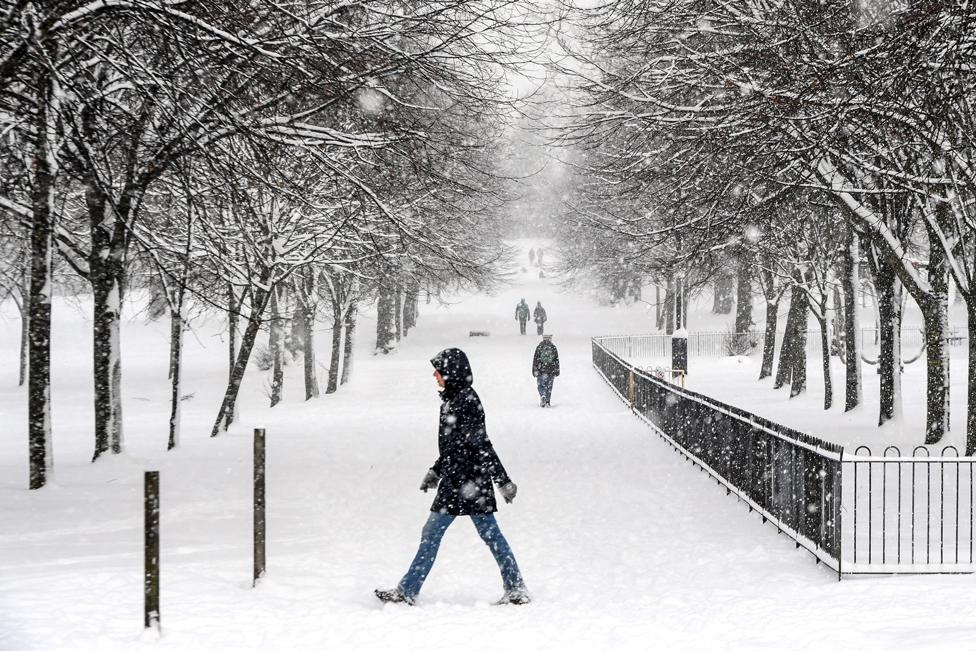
[144,471,160,630]
[253,428,266,587]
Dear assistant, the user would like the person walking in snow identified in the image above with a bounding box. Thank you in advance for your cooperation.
[528,248,536,266]
[532,335,560,408]
[375,348,529,606]
[515,298,530,335]
[533,301,547,335]
[536,247,544,267]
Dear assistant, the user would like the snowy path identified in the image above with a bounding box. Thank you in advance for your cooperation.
[3,247,976,649]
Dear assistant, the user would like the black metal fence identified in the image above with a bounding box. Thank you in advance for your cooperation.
[593,339,844,575]
[846,446,976,573]
[593,335,976,577]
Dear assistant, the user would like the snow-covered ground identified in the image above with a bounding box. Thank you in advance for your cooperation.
[2,241,976,650]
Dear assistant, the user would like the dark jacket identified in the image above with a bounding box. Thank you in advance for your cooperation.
[515,301,529,321]
[533,304,547,324]
[429,348,510,515]
[532,340,560,377]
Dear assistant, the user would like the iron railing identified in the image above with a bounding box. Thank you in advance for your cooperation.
[845,445,976,573]
[593,338,844,574]
[593,334,976,577]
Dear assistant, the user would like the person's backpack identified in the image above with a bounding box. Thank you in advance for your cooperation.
[537,343,556,366]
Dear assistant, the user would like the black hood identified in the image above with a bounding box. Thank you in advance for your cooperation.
[431,348,474,393]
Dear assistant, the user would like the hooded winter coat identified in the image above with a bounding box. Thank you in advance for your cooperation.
[429,348,511,515]
[533,303,547,325]
[532,339,560,377]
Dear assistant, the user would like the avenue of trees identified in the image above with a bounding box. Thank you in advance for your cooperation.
[0,1,534,488]
[554,0,976,451]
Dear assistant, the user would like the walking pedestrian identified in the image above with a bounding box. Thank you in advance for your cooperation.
[528,248,536,265]
[536,247,544,266]
[375,348,529,606]
[533,301,547,335]
[515,298,530,335]
[532,335,560,407]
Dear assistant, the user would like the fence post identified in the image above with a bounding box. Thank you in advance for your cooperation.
[253,428,266,587]
[672,329,688,378]
[144,471,160,630]
[628,370,635,409]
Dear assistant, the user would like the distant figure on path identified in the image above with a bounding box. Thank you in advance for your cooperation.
[536,247,544,266]
[515,298,530,335]
[528,248,536,265]
[532,335,560,408]
[375,348,529,606]
[533,301,547,335]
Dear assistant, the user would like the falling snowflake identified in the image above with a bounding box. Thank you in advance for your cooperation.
[357,88,386,115]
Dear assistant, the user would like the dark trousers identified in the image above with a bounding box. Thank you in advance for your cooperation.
[518,319,527,335]
[536,322,544,335]
[398,512,525,599]
[537,374,554,403]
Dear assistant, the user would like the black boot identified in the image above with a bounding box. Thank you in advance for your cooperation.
[495,588,531,605]
[375,587,415,605]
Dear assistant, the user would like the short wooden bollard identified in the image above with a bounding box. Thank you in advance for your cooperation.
[144,471,160,630]
[253,428,266,587]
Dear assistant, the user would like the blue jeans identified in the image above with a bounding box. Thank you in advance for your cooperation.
[537,374,554,402]
[398,512,525,599]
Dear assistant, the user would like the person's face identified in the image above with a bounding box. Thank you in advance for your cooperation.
[433,369,445,389]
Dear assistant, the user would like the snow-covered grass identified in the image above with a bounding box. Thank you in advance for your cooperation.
[2,241,976,650]
[686,352,969,453]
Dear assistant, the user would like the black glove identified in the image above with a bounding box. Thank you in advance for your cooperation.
[420,469,440,492]
[498,481,517,504]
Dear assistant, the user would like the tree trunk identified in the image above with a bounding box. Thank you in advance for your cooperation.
[712,272,734,314]
[789,284,809,398]
[341,300,356,385]
[303,302,320,400]
[832,285,844,352]
[167,309,184,450]
[211,286,271,436]
[27,66,56,488]
[876,261,903,426]
[758,269,779,380]
[226,282,239,429]
[734,259,753,334]
[90,249,125,460]
[394,279,403,342]
[773,278,807,389]
[269,287,285,408]
[375,285,396,354]
[403,281,419,336]
[966,303,976,455]
[773,287,797,389]
[759,302,779,380]
[922,224,951,444]
[655,285,662,330]
[674,276,684,331]
[664,274,675,335]
[166,187,194,449]
[921,304,950,444]
[818,311,832,409]
[840,225,862,411]
[681,282,690,329]
[327,303,342,394]
[17,294,28,387]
